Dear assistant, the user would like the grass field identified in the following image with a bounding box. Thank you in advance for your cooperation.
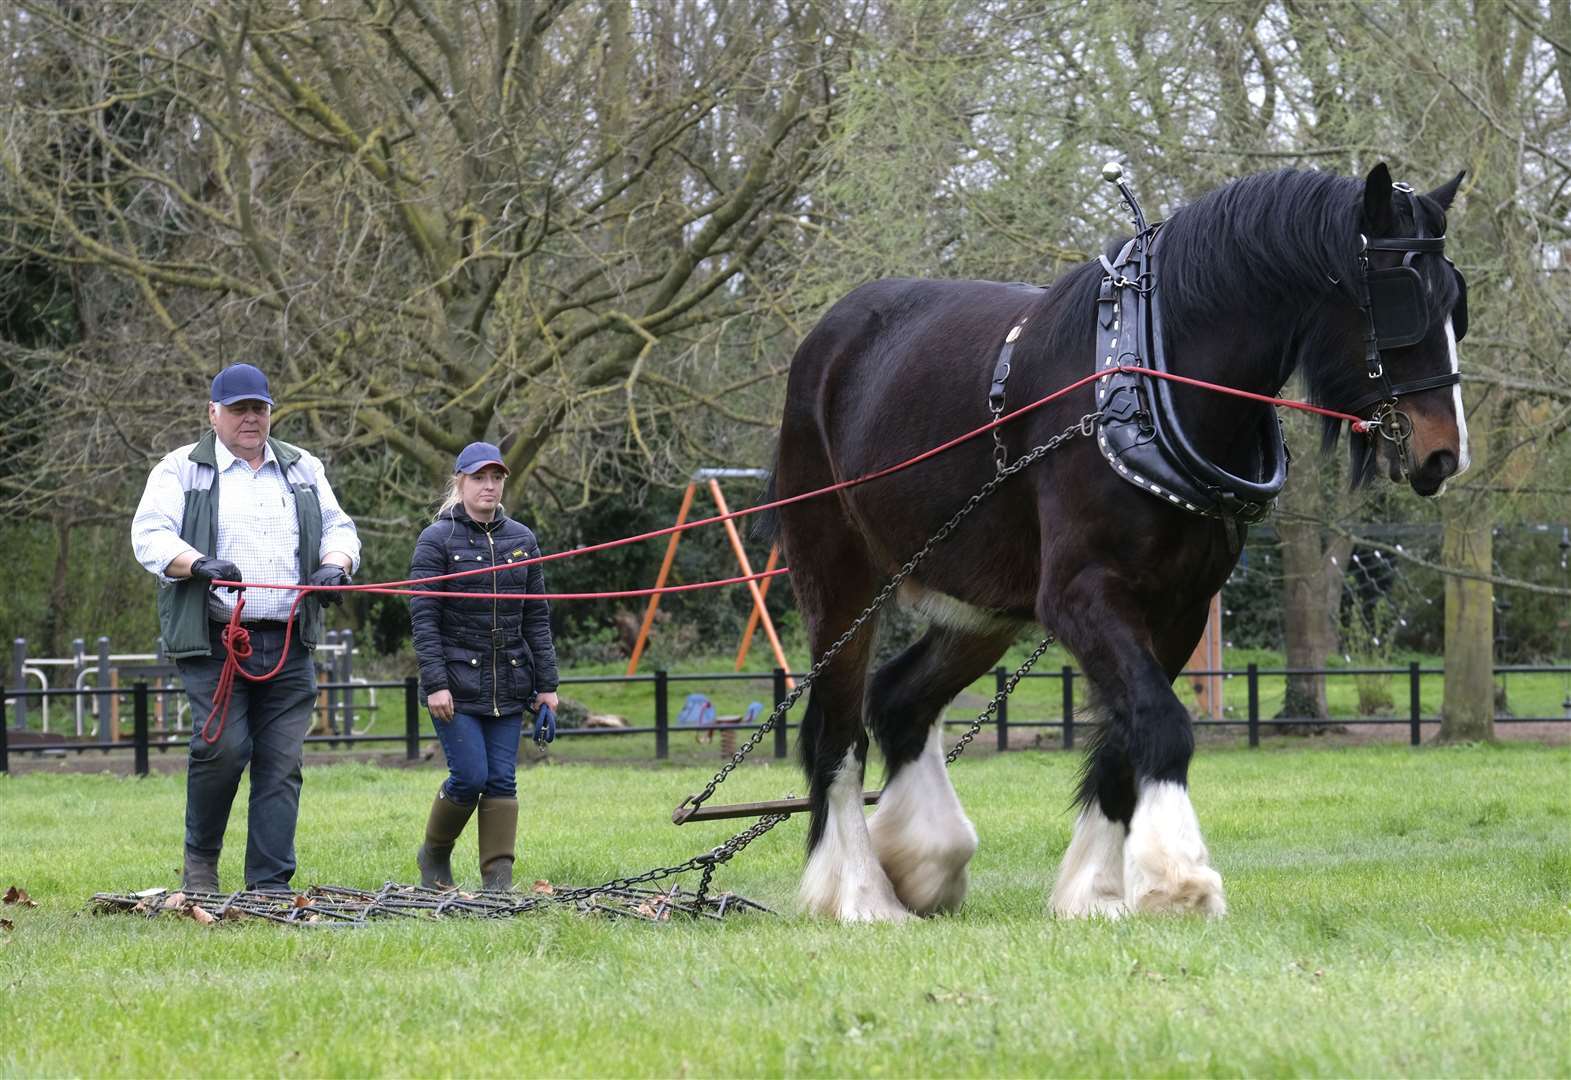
[1,742,1568,1077]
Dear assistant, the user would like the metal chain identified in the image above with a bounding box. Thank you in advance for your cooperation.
[580,410,1103,901]
[676,409,1102,821]
[944,633,1055,764]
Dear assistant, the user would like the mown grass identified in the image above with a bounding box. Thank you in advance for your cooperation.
[1,743,1567,1077]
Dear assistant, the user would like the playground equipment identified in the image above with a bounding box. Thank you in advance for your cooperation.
[625,468,794,685]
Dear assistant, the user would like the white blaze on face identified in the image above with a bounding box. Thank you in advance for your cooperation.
[1447,317,1470,477]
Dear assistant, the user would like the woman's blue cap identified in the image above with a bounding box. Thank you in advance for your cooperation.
[456,442,509,475]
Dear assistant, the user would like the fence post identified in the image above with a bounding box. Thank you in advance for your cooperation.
[1409,661,1422,746]
[97,636,113,749]
[655,670,669,760]
[1247,663,1260,748]
[133,682,150,777]
[152,639,168,732]
[322,630,340,739]
[773,668,788,759]
[1061,666,1075,750]
[72,638,85,735]
[11,638,27,730]
[405,677,420,761]
[1,692,8,773]
[340,629,355,738]
[995,667,1009,752]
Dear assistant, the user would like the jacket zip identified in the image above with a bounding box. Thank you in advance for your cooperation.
[486,526,499,717]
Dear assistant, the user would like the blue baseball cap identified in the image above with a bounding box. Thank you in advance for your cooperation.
[210,364,274,406]
[455,441,509,475]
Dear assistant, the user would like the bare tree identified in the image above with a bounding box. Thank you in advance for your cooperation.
[0,0,843,513]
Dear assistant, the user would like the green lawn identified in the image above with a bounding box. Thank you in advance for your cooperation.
[1,743,1567,1077]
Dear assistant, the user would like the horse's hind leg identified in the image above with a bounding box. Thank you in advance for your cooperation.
[787,523,909,922]
[867,611,1018,914]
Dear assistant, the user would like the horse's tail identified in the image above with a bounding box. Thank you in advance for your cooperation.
[750,443,780,544]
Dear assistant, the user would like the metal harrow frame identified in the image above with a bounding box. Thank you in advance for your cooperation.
[90,882,770,927]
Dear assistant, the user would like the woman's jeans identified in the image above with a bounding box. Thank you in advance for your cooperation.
[432,711,523,804]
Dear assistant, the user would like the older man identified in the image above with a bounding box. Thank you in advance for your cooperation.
[132,363,361,893]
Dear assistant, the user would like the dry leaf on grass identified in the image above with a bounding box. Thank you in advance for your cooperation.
[1,918,13,932]
[291,895,313,909]
[532,880,555,895]
[162,892,187,909]
[188,905,216,925]
[3,886,37,908]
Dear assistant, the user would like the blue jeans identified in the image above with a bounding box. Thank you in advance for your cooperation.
[176,624,317,891]
[432,711,523,803]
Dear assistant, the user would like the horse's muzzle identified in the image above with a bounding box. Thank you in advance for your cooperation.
[1407,448,1458,496]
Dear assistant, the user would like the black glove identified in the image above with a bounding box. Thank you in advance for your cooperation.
[190,556,243,591]
[308,564,352,607]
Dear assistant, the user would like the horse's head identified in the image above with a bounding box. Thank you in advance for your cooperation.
[1338,163,1470,496]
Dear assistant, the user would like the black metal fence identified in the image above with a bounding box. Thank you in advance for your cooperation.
[2,663,1567,775]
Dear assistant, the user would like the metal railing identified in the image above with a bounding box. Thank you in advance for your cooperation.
[2,663,1567,775]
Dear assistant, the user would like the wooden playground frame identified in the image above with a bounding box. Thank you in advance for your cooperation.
[625,469,794,687]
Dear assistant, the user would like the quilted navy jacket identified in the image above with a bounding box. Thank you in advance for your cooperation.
[409,507,559,717]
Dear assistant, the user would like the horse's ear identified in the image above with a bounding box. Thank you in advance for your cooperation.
[1425,170,1466,212]
[1361,163,1395,233]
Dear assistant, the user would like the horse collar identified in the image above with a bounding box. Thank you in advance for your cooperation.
[1090,225,1287,526]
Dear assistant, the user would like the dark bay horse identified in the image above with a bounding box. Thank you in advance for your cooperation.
[765,164,1468,921]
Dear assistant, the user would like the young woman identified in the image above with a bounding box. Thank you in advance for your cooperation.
[409,442,559,891]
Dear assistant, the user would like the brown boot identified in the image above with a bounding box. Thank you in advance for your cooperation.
[416,789,476,890]
[477,796,519,892]
[182,852,219,894]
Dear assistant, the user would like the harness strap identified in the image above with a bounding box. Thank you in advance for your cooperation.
[1343,370,1461,416]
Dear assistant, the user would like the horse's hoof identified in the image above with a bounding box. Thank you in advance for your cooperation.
[839,900,914,924]
[882,858,970,916]
[1052,892,1128,919]
[799,886,914,923]
[868,817,976,916]
[798,859,913,922]
[1126,863,1227,916]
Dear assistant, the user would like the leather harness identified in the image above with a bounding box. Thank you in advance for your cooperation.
[987,172,1466,531]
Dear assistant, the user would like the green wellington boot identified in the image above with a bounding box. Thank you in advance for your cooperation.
[416,789,477,890]
[477,796,519,892]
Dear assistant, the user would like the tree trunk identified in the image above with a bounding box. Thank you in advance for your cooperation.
[1278,515,1331,723]
[1439,421,1496,742]
[43,515,71,657]
[1274,412,1342,731]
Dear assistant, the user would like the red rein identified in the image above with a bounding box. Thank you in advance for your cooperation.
[198,367,1366,740]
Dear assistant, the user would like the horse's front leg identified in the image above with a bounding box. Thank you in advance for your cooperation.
[1050,578,1225,917]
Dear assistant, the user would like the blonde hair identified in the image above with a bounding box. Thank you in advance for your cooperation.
[433,475,462,523]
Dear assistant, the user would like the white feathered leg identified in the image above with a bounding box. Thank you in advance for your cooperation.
[799,748,911,922]
[1049,804,1128,918]
[867,723,978,915]
[1123,780,1226,915]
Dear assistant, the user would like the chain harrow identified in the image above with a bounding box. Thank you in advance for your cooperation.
[90,882,771,926]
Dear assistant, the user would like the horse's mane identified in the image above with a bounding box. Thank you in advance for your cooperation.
[1158,168,1362,379]
[1155,169,1447,482]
